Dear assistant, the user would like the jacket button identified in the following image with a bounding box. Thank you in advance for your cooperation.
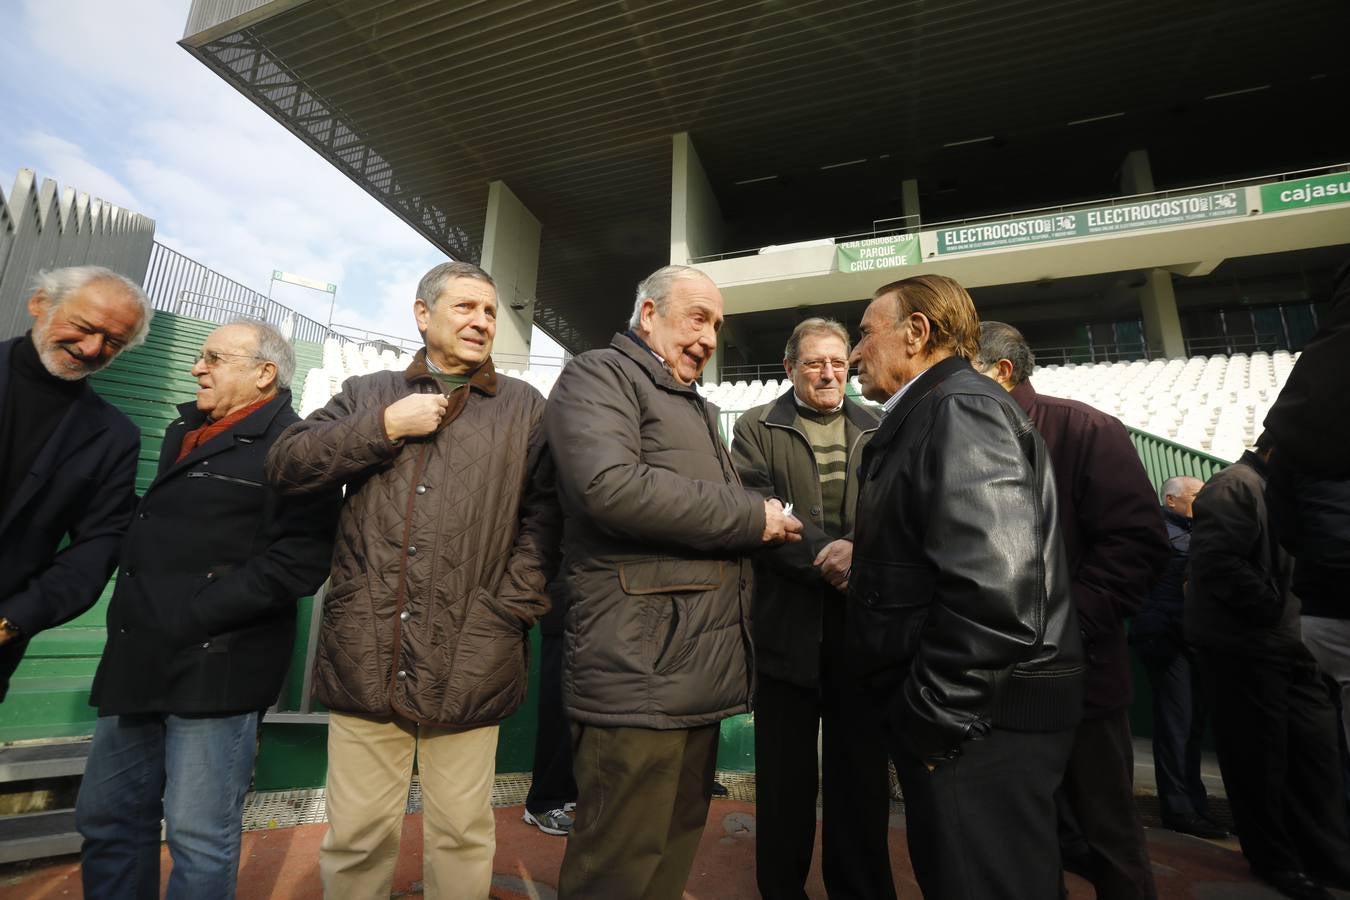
[416,484,428,495]
[206,572,215,580]
[810,506,821,517]
[400,611,410,622]
[124,569,134,577]
[396,669,408,680]
[407,545,417,556]
[201,641,210,649]
[137,512,147,520]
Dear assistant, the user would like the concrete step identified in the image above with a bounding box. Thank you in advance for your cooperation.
[0,738,91,784]
[0,808,80,864]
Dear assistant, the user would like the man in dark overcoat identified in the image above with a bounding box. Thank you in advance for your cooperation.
[977,321,1170,900]
[76,319,339,899]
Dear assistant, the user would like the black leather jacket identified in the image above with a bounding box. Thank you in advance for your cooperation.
[847,356,1085,761]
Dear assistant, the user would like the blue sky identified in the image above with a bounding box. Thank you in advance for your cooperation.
[0,0,562,359]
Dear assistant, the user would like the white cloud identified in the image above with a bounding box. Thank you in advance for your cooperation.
[7,0,452,344]
[19,132,140,209]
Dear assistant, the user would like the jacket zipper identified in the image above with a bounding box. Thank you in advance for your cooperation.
[185,471,263,488]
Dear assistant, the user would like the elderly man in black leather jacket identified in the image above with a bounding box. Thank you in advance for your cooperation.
[847,274,1085,899]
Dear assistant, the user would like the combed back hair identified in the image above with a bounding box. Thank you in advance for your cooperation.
[417,261,495,308]
[628,265,710,330]
[784,317,850,364]
[31,266,152,349]
[228,318,296,390]
[873,274,981,361]
[975,321,1036,386]
[1160,475,1200,501]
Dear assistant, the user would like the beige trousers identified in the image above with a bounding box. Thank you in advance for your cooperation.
[319,712,499,900]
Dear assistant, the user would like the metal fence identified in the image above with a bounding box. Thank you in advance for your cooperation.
[1,169,156,340]
[1129,427,1229,493]
[143,242,339,345]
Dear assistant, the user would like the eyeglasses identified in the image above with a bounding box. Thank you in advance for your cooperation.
[194,349,264,367]
[796,358,849,374]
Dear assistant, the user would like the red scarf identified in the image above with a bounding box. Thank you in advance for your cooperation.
[176,396,272,462]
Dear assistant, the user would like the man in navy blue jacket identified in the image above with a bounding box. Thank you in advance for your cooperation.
[0,266,148,701]
[1132,476,1227,839]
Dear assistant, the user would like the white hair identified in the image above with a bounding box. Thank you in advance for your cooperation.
[627,265,712,330]
[31,266,152,349]
[1160,475,1202,500]
[226,318,296,390]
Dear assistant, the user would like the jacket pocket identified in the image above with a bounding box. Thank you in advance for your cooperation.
[449,588,529,723]
[619,557,726,674]
[849,559,934,679]
[619,558,725,594]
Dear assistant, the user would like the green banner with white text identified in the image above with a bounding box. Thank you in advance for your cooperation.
[936,189,1243,255]
[836,234,920,273]
[1261,172,1350,212]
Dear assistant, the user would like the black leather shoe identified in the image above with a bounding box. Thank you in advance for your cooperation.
[711,780,729,797]
[1161,812,1229,839]
[1251,867,1333,900]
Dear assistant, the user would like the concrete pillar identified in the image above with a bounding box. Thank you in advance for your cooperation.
[901,178,921,232]
[670,133,724,265]
[1120,149,1154,196]
[479,180,540,369]
[1140,268,1186,359]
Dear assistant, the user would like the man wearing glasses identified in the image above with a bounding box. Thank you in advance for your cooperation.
[731,318,893,900]
[77,320,340,898]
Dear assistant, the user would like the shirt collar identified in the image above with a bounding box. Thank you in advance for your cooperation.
[881,378,916,414]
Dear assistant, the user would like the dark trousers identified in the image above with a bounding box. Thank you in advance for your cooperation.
[1140,650,1210,819]
[1056,709,1157,900]
[558,723,719,900]
[1200,649,1350,881]
[754,610,895,900]
[893,726,1073,900]
[525,630,577,815]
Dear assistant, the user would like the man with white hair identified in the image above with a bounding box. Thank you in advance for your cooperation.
[1131,475,1226,839]
[77,319,339,898]
[0,266,150,700]
[547,264,802,899]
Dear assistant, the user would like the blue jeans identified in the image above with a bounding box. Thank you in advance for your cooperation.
[76,711,260,900]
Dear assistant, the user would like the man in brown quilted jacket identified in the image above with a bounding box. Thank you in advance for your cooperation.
[266,261,559,900]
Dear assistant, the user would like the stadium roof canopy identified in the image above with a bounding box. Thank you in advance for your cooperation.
[182,0,1348,353]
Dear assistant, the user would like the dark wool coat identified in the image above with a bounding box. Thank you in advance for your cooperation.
[731,390,878,688]
[0,337,139,701]
[267,353,560,728]
[1263,260,1350,478]
[90,391,340,715]
[1011,379,1170,716]
[546,333,765,730]
[1185,452,1304,660]
[1131,507,1192,657]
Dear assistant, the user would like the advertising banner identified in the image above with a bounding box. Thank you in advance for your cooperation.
[1260,172,1350,212]
[936,189,1243,255]
[835,234,920,273]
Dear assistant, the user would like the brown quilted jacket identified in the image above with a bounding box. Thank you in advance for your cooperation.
[265,351,560,727]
